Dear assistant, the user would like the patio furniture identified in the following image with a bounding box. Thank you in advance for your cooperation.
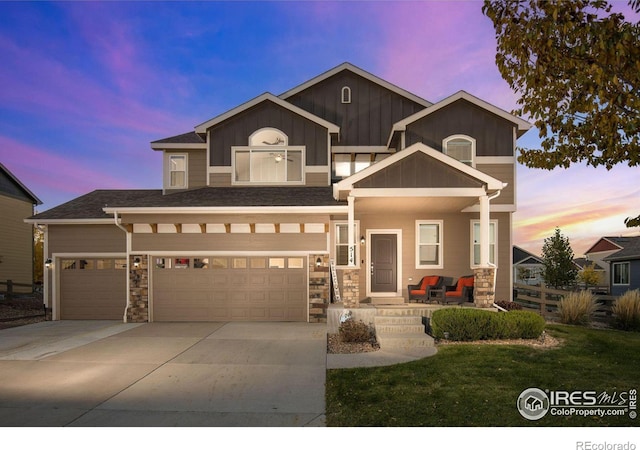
[441,275,475,305]
[407,275,444,303]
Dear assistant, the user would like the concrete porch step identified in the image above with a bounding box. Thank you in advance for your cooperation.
[375,324,426,334]
[376,331,435,349]
[374,315,423,325]
[367,297,405,305]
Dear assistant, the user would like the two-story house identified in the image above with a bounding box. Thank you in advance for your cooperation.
[28,63,531,322]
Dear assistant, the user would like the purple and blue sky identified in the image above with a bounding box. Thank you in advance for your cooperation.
[1,1,638,256]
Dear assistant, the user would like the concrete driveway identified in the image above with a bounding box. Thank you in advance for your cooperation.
[0,321,327,427]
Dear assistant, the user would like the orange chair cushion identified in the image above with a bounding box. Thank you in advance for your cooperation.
[445,277,474,296]
[410,290,426,296]
[420,276,440,290]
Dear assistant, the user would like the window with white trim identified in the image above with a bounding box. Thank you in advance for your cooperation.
[233,128,304,184]
[443,135,475,166]
[471,221,497,267]
[416,221,443,268]
[341,86,351,104]
[613,262,630,285]
[169,155,187,188]
[334,222,359,266]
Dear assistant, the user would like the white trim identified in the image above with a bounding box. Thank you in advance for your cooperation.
[195,92,340,134]
[231,145,306,186]
[341,86,351,104]
[331,220,361,268]
[391,90,531,134]
[103,205,348,215]
[331,146,389,153]
[150,143,205,150]
[333,143,506,199]
[470,220,498,268]
[415,220,444,269]
[350,187,488,198]
[279,62,432,108]
[24,218,115,225]
[165,153,188,190]
[612,262,631,286]
[476,156,516,165]
[366,229,403,297]
[443,134,476,167]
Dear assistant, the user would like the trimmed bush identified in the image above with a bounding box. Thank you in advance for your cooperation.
[430,308,545,341]
[339,319,374,343]
[558,290,597,325]
[612,289,640,331]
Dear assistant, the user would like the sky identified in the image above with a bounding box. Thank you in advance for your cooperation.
[1,0,638,257]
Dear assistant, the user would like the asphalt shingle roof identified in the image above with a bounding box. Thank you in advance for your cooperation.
[603,236,640,261]
[151,131,205,145]
[30,186,345,220]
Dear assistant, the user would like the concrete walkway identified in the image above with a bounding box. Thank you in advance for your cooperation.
[0,321,327,427]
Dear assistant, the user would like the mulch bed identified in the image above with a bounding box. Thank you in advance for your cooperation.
[0,298,47,330]
[327,333,380,354]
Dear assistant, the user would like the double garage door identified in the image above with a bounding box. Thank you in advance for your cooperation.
[152,256,308,322]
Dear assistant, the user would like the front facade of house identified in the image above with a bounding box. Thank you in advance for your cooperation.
[0,163,42,290]
[28,63,531,322]
[585,236,640,295]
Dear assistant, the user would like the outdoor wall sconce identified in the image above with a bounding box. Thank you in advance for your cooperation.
[360,235,365,245]
[133,257,141,268]
[315,257,322,267]
[45,258,52,269]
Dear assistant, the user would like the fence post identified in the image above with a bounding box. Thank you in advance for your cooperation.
[6,280,13,301]
[540,282,546,317]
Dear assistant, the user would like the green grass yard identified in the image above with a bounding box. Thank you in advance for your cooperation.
[325,325,640,427]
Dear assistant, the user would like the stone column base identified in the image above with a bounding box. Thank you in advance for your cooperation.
[341,268,360,308]
[473,267,496,308]
[127,254,149,322]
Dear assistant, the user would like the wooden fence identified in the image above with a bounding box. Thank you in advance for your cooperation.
[0,280,35,301]
[514,283,617,324]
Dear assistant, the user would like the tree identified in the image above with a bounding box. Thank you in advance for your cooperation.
[483,0,640,226]
[541,227,578,289]
[578,262,601,289]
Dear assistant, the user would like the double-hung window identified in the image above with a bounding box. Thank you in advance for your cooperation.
[168,155,187,188]
[612,262,630,285]
[416,221,443,268]
[334,222,359,266]
[471,221,497,267]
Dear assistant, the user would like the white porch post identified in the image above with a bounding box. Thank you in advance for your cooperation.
[479,192,490,267]
[347,195,356,267]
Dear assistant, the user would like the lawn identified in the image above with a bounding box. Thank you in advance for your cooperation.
[325,325,640,426]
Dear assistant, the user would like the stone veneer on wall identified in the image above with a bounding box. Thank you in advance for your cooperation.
[473,267,496,308]
[308,254,329,323]
[341,268,360,308]
[127,254,149,322]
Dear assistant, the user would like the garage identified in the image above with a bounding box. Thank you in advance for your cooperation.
[59,258,127,320]
[152,256,308,322]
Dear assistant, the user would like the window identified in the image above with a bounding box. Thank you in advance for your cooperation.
[341,86,351,104]
[416,221,443,268]
[613,262,630,285]
[443,135,475,166]
[335,223,359,266]
[169,155,187,188]
[471,221,497,266]
[233,128,304,184]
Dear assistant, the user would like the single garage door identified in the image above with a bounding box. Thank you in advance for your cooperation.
[59,258,127,320]
[152,256,307,322]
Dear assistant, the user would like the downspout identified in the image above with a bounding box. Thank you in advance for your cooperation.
[113,211,130,323]
[487,189,501,305]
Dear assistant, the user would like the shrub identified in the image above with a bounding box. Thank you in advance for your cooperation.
[339,319,374,343]
[495,300,523,311]
[558,290,597,325]
[430,308,545,341]
[612,290,640,331]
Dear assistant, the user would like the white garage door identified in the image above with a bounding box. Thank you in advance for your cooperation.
[152,256,308,322]
[59,258,127,320]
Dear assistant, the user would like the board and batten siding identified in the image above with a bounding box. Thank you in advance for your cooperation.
[285,69,425,147]
[405,99,515,157]
[0,195,34,286]
[476,163,515,206]
[209,100,330,167]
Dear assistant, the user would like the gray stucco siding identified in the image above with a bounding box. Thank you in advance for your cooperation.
[286,70,424,147]
[209,100,329,166]
[405,99,515,157]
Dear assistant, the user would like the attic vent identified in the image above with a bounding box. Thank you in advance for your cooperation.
[341,86,351,104]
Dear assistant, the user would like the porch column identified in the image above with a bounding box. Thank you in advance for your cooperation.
[347,195,356,267]
[479,193,490,266]
[474,192,496,307]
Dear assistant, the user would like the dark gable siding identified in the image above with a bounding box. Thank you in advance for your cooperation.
[406,99,515,157]
[0,170,33,203]
[285,70,425,147]
[209,100,329,166]
[354,151,483,189]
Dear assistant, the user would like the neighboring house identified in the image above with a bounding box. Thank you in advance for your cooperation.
[584,236,640,295]
[27,63,531,322]
[0,163,42,291]
[513,246,543,286]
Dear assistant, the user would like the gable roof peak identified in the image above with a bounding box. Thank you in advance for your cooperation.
[0,162,42,205]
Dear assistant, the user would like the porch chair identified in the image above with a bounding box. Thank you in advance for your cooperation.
[441,275,475,305]
[407,275,444,303]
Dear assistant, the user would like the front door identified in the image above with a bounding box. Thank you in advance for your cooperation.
[370,233,398,293]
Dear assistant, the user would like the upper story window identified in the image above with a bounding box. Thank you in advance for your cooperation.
[169,155,187,188]
[443,135,475,166]
[233,128,304,184]
[341,86,351,104]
